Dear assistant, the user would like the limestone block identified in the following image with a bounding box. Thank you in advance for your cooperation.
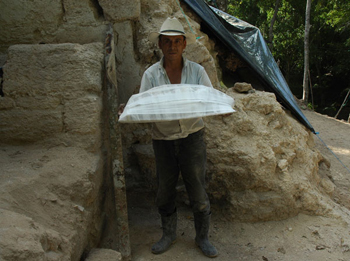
[0,209,70,261]
[1,43,104,147]
[114,21,142,103]
[15,96,61,110]
[0,146,104,260]
[0,97,15,110]
[0,109,63,143]
[3,43,103,99]
[234,82,253,93]
[62,0,101,25]
[0,0,109,52]
[99,0,141,22]
[55,24,107,45]
[140,0,177,19]
[0,0,62,52]
[86,248,122,261]
[63,95,102,135]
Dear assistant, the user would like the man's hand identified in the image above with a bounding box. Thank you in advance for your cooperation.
[118,103,125,117]
[222,112,233,117]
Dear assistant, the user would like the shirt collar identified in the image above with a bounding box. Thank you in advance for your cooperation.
[159,56,188,71]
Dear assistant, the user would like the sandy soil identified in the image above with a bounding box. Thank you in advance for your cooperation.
[127,109,350,261]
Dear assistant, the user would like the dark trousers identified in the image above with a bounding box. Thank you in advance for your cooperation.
[152,129,210,216]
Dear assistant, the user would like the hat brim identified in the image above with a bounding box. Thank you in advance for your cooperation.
[148,31,196,45]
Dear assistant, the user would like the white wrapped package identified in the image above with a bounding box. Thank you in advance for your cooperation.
[119,84,235,123]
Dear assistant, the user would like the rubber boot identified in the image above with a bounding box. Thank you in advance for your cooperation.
[194,212,218,258]
[151,211,177,254]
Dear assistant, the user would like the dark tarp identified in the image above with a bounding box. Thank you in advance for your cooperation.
[183,0,315,133]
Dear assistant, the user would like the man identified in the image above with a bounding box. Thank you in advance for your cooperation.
[140,17,218,258]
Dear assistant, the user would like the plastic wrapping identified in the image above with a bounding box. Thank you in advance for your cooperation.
[183,0,315,133]
[118,84,235,123]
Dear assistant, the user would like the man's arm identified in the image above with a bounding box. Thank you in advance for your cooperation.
[198,67,213,88]
[140,71,154,93]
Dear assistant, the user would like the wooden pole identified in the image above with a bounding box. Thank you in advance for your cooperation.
[302,0,312,105]
[308,69,314,110]
[102,24,131,259]
[335,88,350,119]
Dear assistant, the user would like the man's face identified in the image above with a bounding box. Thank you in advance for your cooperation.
[159,35,187,61]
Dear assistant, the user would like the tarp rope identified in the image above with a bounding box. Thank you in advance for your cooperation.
[335,88,350,119]
[176,0,201,39]
[315,132,350,174]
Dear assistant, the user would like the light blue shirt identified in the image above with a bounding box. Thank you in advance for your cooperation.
[140,57,213,140]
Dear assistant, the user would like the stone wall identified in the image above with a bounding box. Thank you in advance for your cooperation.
[0,0,147,259]
[0,0,220,103]
[0,43,109,260]
[1,43,103,150]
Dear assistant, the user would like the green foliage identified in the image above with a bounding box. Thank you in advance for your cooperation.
[307,102,317,110]
[225,0,350,118]
[272,1,305,73]
[323,102,338,113]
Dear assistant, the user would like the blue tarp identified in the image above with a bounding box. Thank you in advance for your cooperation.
[184,0,315,133]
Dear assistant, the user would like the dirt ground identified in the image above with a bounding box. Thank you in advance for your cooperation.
[127,109,350,261]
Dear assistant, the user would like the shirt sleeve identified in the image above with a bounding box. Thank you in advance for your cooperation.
[140,71,153,93]
[198,67,213,88]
